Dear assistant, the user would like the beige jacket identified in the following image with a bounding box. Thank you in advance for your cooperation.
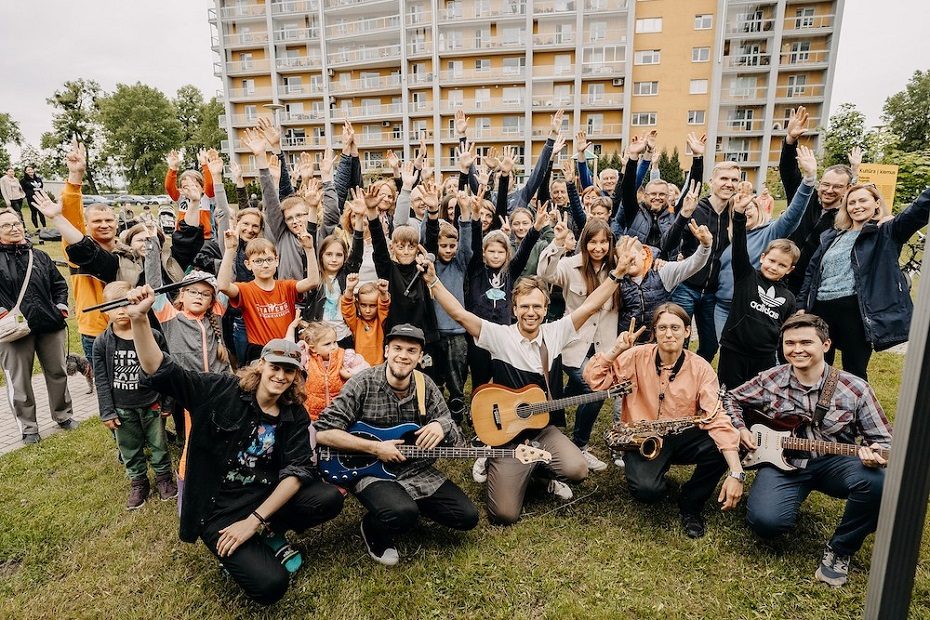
[1,175,25,204]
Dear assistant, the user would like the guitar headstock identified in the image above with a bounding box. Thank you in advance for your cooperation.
[514,444,552,465]
[608,381,633,398]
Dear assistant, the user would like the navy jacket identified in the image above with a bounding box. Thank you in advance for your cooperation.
[800,187,930,350]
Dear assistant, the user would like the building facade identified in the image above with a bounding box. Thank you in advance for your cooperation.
[210,0,843,186]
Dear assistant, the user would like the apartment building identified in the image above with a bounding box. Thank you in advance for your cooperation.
[210,0,843,186]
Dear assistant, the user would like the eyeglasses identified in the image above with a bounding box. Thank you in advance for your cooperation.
[249,257,276,266]
[0,221,24,232]
[655,325,685,334]
[284,213,308,224]
[818,181,849,192]
[183,289,212,299]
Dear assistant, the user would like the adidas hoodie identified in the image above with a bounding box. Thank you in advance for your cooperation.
[719,211,795,357]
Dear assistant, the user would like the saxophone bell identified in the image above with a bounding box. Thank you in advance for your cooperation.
[638,435,663,460]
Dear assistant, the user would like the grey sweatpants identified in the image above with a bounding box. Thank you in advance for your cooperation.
[0,329,73,436]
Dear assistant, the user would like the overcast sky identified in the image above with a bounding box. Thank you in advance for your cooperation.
[1,0,926,158]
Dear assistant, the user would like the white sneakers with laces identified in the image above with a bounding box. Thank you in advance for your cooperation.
[472,457,488,483]
[546,479,573,500]
[580,448,608,472]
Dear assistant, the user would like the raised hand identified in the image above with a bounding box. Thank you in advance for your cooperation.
[66,139,87,178]
[550,109,565,136]
[500,146,516,176]
[613,236,639,277]
[455,109,469,137]
[400,160,418,190]
[320,149,335,180]
[298,231,315,250]
[560,158,575,184]
[627,134,647,157]
[242,128,267,157]
[534,200,550,231]
[420,180,440,212]
[124,285,156,319]
[206,150,224,178]
[848,145,863,169]
[645,130,658,153]
[31,190,62,219]
[197,149,209,167]
[456,139,477,173]
[483,147,500,170]
[377,278,390,298]
[609,318,647,358]
[473,185,488,218]
[574,131,591,156]
[786,106,809,144]
[302,178,322,209]
[229,160,244,186]
[223,229,240,251]
[456,191,473,218]
[297,152,315,180]
[267,153,281,184]
[796,144,818,179]
[553,132,567,156]
[499,216,511,236]
[688,219,713,248]
[680,179,701,217]
[385,149,400,171]
[475,164,490,187]
[341,120,355,154]
[553,211,569,247]
[686,132,707,157]
[361,185,381,212]
[732,189,755,214]
[165,149,181,171]
[345,272,360,297]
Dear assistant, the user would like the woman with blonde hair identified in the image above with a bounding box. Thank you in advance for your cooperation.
[800,183,930,379]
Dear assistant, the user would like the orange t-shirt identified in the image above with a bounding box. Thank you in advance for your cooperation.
[231,280,298,345]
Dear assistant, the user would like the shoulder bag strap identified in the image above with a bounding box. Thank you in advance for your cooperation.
[538,339,553,400]
[11,249,34,313]
[413,370,427,426]
[813,367,841,427]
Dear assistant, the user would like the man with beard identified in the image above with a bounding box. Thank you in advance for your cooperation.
[315,324,478,566]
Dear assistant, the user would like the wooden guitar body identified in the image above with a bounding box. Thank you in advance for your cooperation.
[470,383,550,447]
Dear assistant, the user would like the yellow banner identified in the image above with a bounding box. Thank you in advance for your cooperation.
[856,163,899,207]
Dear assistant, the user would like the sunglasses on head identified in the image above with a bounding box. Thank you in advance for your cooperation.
[265,348,301,361]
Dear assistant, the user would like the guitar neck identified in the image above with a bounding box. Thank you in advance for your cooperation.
[781,436,890,459]
[520,389,615,416]
[395,446,516,459]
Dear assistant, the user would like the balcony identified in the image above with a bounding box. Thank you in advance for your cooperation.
[275,55,323,71]
[327,44,402,67]
[783,14,835,35]
[225,59,272,75]
[405,10,433,25]
[722,53,773,71]
[534,0,577,16]
[406,41,434,57]
[779,49,830,68]
[330,75,403,95]
[408,101,434,114]
[438,36,526,54]
[325,0,397,10]
[278,83,324,98]
[273,27,320,43]
[533,64,577,80]
[221,139,247,152]
[531,95,574,110]
[583,0,628,13]
[774,83,826,102]
[441,98,525,113]
[584,95,622,108]
[220,4,266,19]
[439,2,527,22]
[408,72,435,87]
[586,123,623,138]
[581,62,624,77]
[281,135,327,148]
[222,31,270,47]
[725,18,776,36]
[218,114,260,127]
[717,118,767,134]
[326,15,401,39]
[533,33,576,49]
[719,86,768,103]
[271,0,319,15]
[226,86,274,100]
[282,110,327,123]
[338,132,404,148]
[439,66,527,84]
[716,150,763,166]
[331,103,404,120]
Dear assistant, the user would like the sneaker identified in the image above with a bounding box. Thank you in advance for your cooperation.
[472,457,488,484]
[57,418,80,431]
[126,478,150,511]
[815,544,850,587]
[613,454,626,469]
[680,512,706,539]
[154,473,178,500]
[580,447,608,472]
[22,433,40,445]
[546,479,574,500]
[360,521,399,566]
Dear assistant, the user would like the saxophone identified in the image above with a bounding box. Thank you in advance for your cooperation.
[604,388,725,461]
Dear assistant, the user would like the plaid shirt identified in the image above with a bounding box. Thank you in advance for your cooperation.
[314,364,463,499]
[726,363,892,468]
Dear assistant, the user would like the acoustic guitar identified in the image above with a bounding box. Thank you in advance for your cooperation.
[470,382,632,447]
[317,421,552,484]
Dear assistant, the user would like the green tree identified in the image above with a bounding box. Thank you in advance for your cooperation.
[885,150,930,210]
[194,96,227,153]
[882,70,930,153]
[656,147,684,187]
[764,167,786,200]
[822,103,867,167]
[174,85,205,166]
[40,79,105,193]
[98,83,183,193]
[0,113,23,170]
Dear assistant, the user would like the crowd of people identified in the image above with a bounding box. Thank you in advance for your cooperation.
[1,103,927,605]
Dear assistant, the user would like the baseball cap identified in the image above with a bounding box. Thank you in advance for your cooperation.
[384,324,426,347]
[181,270,218,293]
[260,339,303,369]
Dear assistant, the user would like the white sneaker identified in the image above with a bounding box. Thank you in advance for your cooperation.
[614,454,626,469]
[546,479,573,500]
[472,457,488,483]
[580,448,608,472]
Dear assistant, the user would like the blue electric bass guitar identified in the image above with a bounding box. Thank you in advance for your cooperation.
[317,421,552,484]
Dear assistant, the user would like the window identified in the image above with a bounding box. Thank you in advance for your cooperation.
[475,58,490,72]
[448,89,464,108]
[631,112,657,126]
[475,88,491,108]
[555,54,573,75]
[555,23,574,43]
[502,26,524,45]
[244,105,257,120]
[361,98,380,114]
[554,84,572,105]
[689,79,708,94]
[502,86,524,104]
[789,41,811,64]
[475,117,491,137]
[586,113,604,134]
[587,83,605,104]
[694,14,713,30]
[412,120,428,136]
[634,49,661,65]
[787,74,807,97]
[285,76,303,94]
[633,81,659,96]
[733,76,758,97]
[411,91,426,110]
[503,56,526,74]
[795,7,815,29]
[692,47,710,62]
[447,60,464,77]
[502,115,523,135]
[635,18,662,33]
[733,108,755,131]
[241,79,255,95]
[688,110,706,125]
[590,21,607,41]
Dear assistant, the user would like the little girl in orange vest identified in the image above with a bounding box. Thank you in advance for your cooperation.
[289,321,369,420]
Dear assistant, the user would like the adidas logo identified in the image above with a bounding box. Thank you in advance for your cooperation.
[757,285,786,308]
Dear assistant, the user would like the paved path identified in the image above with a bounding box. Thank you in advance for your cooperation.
[0,374,99,457]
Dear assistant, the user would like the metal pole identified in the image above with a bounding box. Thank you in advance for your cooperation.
[864,241,930,618]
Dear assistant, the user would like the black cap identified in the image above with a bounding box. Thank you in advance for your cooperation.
[384,324,426,347]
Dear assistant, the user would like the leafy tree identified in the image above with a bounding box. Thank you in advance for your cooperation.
[195,96,227,154]
[657,147,684,188]
[0,113,23,170]
[882,70,930,153]
[174,85,205,166]
[14,144,58,177]
[40,79,105,193]
[822,103,867,167]
[98,83,183,193]
[764,167,786,200]
[885,150,930,210]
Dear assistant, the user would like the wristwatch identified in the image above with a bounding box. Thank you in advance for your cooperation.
[729,471,746,483]
[608,271,622,284]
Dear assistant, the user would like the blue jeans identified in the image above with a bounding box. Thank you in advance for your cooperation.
[746,456,885,556]
[713,299,730,342]
[81,334,96,364]
[231,315,248,364]
[671,283,718,362]
[564,361,602,448]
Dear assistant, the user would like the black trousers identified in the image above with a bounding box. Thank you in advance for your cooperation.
[623,426,728,516]
[812,295,872,380]
[716,347,778,391]
[356,479,479,541]
[29,203,46,229]
[200,481,344,605]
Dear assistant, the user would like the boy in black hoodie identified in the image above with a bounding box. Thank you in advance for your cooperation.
[717,191,798,389]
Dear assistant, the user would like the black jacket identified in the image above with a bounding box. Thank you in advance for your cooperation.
[800,186,930,351]
[0,243,68,334]
[20,173,43,204]
[779,139,830,294]
[93,326,168,421]
[141,354,318,543]
[662,195,731,292]
[303,230,364,322]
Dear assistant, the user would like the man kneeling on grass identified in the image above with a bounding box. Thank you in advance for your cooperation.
[123,284,344,605]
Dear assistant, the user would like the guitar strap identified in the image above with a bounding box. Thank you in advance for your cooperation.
[413,370,428,426]
[812,367,841,428]
[539,339,553,400]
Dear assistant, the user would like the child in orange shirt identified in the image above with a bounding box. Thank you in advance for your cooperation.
[165,149,216,238]
[340,272,390,366]
[218,233,320,365]
[287,321,368,420]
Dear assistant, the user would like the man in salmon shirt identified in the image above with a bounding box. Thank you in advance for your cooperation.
[583,302,745,539]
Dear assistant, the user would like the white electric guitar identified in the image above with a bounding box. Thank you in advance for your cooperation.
[741,424,890,472]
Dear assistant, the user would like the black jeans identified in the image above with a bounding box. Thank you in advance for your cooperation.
[623,426,728,515]
[717,347,778,391]
[29,204,46,229]
[200,481,344,605]
[355,479,479,542]
[435,333,469,421]
[812,295,872,380]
